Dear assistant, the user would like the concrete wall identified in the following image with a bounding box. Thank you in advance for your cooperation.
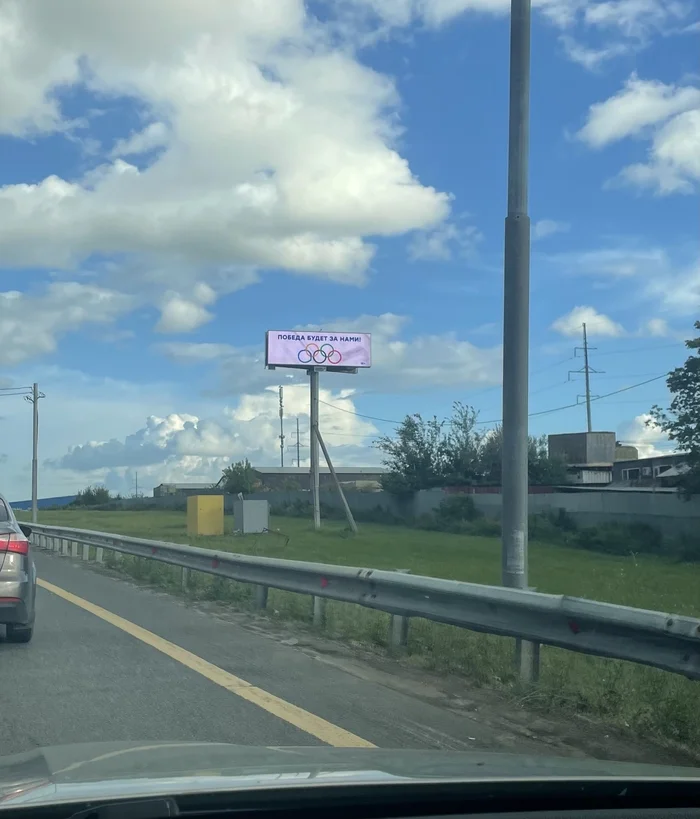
[91,487,700,538]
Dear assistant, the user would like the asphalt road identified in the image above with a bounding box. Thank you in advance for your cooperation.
[0,548,687,764]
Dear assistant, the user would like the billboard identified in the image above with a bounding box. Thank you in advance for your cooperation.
[266,331,371,370]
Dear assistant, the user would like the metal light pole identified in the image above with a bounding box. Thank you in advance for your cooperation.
[501,0,536,681]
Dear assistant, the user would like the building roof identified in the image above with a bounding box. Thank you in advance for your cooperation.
[253,466,386,475]
[614,452,686,468]
[156,482,215,489]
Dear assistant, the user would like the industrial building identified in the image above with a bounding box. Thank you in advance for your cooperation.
[548,432,687,489]
[612,453,688,486]
[548,432,617,486]
[251,466,385,491]
[153,466,385,497]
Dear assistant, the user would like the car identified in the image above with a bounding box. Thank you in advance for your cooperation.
[0,493,36,643]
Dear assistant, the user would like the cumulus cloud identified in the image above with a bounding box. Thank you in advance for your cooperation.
[156,312,503,395]
[532,219,570,240]
[577,74,700,194]
[0,282,133,365]
[617,413,674,458]
[639,317,669,337]
[0,0,450,303]
[408,221,482,261]
[551,305,625,337]
[49,384,381,494]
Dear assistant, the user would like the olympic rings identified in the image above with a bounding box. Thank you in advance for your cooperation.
[297,342,343,365]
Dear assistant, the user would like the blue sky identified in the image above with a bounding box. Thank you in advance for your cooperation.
[0,0,698,497]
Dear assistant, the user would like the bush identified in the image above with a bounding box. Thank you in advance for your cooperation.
[71,485,111,507]
[470,517,502,537]
[668,533,700,562]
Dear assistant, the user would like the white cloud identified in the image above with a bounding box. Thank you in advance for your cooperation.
[617,413,674,459]
[547,245,700,318]
[533,219,570,240]
[49,384,380,494]
[156,285,216,334]
[582,0,688,38]
[543,246,670,278]
[110,121,170,158]
[647,257,700,315]
[559,36,631,70]
[0,282,133,365]
[577,74,700,195]
[614,108,700,195]
[408,221,482,261]
[0,0,451,310]
[551,305,625,337]
[157,312,503,395]
[639,317,669,337]
[338,0,688,36]
[577,74,700,149]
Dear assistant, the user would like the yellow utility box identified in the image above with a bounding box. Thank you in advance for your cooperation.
[187,495,224,536]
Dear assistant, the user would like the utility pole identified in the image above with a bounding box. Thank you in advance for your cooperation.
[25,383,45,525]
[582,323,593,433]
[501,0,534,681]
[135,471,139,499]
[309,370,321,530]
[569,323,601,432]
[278,385,285,468]
[296,418,301,467]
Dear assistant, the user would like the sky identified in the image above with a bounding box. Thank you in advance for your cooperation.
[0,0,698,499]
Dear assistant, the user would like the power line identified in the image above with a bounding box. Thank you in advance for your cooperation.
[317,372,668,430]
[477,373,667,424]
[593,342,680,359]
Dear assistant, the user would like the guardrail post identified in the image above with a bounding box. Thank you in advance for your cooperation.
[95,547,104,564]
[389,569,411,650]
[516,587,541,684]
[313,595,326,628]
[254,584,268,611]
[71,541,79,559]
[61,539,69,556]
[82,543,90,561]
[181,568,190,592]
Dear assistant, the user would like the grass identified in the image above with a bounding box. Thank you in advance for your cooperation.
[21,507,700,753]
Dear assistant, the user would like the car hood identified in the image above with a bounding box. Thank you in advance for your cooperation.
[1,742,699,807]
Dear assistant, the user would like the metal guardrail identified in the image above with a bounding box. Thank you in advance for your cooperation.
[28,523,700,681]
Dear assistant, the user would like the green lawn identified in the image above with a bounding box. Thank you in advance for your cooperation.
[20,507,700,618]
[20,507,700,752]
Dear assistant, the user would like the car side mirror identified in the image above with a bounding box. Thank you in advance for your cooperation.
[19,524,32,539]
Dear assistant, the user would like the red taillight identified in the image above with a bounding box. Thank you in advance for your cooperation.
[0,534,29,555]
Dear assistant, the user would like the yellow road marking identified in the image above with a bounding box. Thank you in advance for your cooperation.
[38,578,375,749]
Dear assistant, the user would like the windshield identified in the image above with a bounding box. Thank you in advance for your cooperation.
[1,0,699,801]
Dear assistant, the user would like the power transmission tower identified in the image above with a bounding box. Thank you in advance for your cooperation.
[568,322,603,432]
[287,417,308,466]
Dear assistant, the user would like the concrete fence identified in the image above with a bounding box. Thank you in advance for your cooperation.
[85,486,700,538]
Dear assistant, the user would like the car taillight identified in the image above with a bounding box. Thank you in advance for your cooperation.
[0,534,29,555]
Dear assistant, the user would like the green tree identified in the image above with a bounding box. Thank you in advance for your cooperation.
[72,485,111,506]
[649,321,700,497]
[375,414,447,495]
[376,405,569,494]
[528,435,569,486]
[219,458,259,494]
[441,402,483,485]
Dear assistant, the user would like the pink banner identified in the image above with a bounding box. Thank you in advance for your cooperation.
[266,331,371,368]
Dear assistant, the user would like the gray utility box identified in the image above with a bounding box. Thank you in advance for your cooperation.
[233,499,269,534]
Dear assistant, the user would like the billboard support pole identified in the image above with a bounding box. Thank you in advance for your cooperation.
[309,368,321,530]
[315,426,358,534]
